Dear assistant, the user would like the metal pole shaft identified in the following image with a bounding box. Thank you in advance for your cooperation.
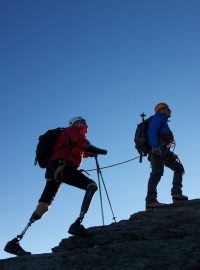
[95,156,116,223]
[98,165,117,223]
[95,156,105,226]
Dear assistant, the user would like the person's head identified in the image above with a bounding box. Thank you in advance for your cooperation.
[68,116,88,128]
[154,102,171,118]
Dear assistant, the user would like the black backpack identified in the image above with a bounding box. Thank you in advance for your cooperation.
[34,127,64,168]
[134,115,153,157]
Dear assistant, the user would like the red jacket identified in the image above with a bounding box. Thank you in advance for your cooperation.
[49,126,90,168]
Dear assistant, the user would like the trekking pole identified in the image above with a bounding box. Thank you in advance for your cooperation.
[95,156,117,225]
[95,155,105,226]
[140,113,146,163]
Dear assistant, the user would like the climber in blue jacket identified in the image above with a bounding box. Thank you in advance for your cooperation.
[146,102,188,209]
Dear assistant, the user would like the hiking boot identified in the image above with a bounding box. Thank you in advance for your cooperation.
[146,201,166,210]
[4,238,31,256]
[172,194,188,203]
[68,222,90,237]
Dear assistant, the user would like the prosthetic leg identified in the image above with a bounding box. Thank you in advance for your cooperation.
[4,204,45,256]
[4,179,61,256]
[68,182,98,236]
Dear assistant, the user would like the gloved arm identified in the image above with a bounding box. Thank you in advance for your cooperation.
[85,144,107,155]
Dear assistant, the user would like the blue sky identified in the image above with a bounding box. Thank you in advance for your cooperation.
[1,0,200,259]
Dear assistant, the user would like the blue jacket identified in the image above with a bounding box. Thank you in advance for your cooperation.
[148,113,174,149]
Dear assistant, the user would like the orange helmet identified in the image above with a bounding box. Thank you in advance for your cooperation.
[154,102,169,113]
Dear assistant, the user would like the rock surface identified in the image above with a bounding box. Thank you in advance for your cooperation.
[1,199,200,270]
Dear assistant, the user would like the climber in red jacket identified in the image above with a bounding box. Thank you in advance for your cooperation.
[4,116,107,256]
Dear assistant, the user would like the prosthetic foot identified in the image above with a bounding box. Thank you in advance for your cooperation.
[4,238,31,256]
[4,208,43,257]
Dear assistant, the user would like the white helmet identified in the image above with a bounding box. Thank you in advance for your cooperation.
[68,116,87,126]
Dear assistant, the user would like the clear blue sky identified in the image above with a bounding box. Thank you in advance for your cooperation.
[1,0,200,259]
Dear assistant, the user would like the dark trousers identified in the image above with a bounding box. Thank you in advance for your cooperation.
[145,151,185,204]
[39,160,94,205]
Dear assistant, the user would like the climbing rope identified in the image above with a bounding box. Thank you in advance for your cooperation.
[82,141,176,173]
[83,155,140,172]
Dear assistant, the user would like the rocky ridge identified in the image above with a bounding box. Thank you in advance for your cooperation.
[1,199,200,270]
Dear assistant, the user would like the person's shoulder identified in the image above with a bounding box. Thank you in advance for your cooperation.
[154,113,167,121]
[63,126,76,136]
[66,126,78,134]
[62,126,69,134]
[149,113,167,127]
[68,126,81,132]
[67,126,87,136]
